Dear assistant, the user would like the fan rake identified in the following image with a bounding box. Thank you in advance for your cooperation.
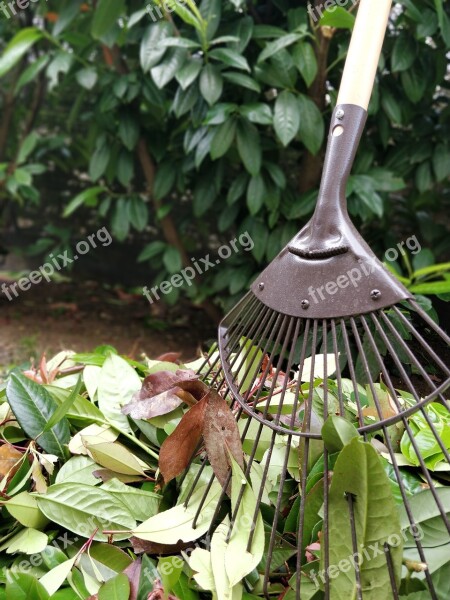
[176,0,450,598]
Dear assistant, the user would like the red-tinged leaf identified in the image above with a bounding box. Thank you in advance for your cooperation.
[123,372,208,420]
[123,558,141,600]
[155,352,182,363]
[130,537,192,555]
[123,390,185,420]
[203,390,244,492]
[159,396,208,484]
[134,369,199,399]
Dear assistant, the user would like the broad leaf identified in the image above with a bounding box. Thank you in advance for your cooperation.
[132,482,221,543]
[35,483,136,542]
[274,91,300,147]
[97,354,141,432]
[325,438,403,599]
[0,28,42,79]
[6,373,70,458]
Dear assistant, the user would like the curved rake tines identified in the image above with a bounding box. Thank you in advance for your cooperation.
[181,296,450,600]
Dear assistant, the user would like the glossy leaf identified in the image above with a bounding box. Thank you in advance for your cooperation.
[6,373,70,458]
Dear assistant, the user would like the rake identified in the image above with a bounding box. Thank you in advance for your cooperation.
[178,1,450,598]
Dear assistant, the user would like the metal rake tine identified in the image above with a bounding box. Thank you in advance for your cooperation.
[354,316,444,599]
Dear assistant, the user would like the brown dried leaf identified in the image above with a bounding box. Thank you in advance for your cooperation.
[0,444,23,478]
[130,536,192,555]
[123,558,141,600]
[203,390,244,492]
[156,352,182,363]
[159,396,207,484]
[135,369,199,400]
[122,370,206,420]
[92,469,146,484]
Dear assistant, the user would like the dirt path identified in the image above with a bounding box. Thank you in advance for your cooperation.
[0,279,216,371]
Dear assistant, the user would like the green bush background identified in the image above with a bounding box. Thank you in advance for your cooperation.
[1,0,450,313]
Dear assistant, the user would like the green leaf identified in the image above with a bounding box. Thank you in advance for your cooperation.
[119,113,140,151]
[236,119,262,175]
[0,527,48,555]
[140,23,171,72]
[240,103,272,125]
[132,483,221,543]
[222,71,261,92]
[325,437,403,599]
[17,132,39,165]
[35,483,136,542]
[292,42,318,87]
[76,67,98,90]
[151,48,187,89]
[382,90,403,124]
[257,33,303,63]
[138,241,166,262]
[158,556,184,595]
[39,556,77,597]
[111,198,130,242]
[200,0,222,41]
[319,6,355,29]
[247,174,265,216]
[209,48,250,71]
[15,55,49,94]
[163,246,183,273]
[0,28,42,79]
[127,197,148,231]
[97,354,141,432]
[210,119,237,159]
[98,573,130,600]
[409,281,450,295]
[399,488,450,548]
[42,376,82,433]
[154,161,177,201]
[55,455,102,486]
[274,91,300,147]
[391,35,416,72]
[176,58,203,89]
[225,457,265,586]
[101,478,160,521]
[91,0,126,41]
[322,416,359,453]
[5,572,49,600]
[4,491,49,529]
[432,144,450,182]
[63,187,105,218]
[6,373,70,458]
[89,141,110,182]
[297,94,324,155]
[200,63,223,105]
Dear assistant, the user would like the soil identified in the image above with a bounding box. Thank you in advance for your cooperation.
[0,278,217,373]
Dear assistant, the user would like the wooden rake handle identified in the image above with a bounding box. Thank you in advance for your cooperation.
[337,0,393,110]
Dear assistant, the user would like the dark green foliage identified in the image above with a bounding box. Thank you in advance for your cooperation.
[1,0,450,310]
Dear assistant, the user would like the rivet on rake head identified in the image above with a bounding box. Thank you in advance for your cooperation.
[336,109,345,120]
[301,299,310,310]
[258,282,264,291]
[371,289,381,300]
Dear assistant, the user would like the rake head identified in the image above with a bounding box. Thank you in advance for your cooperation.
[178,292,450,600]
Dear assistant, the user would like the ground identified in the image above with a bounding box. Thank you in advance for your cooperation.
[0,279,216,373]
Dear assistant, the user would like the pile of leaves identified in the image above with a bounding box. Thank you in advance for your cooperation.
[0,346,449,599]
